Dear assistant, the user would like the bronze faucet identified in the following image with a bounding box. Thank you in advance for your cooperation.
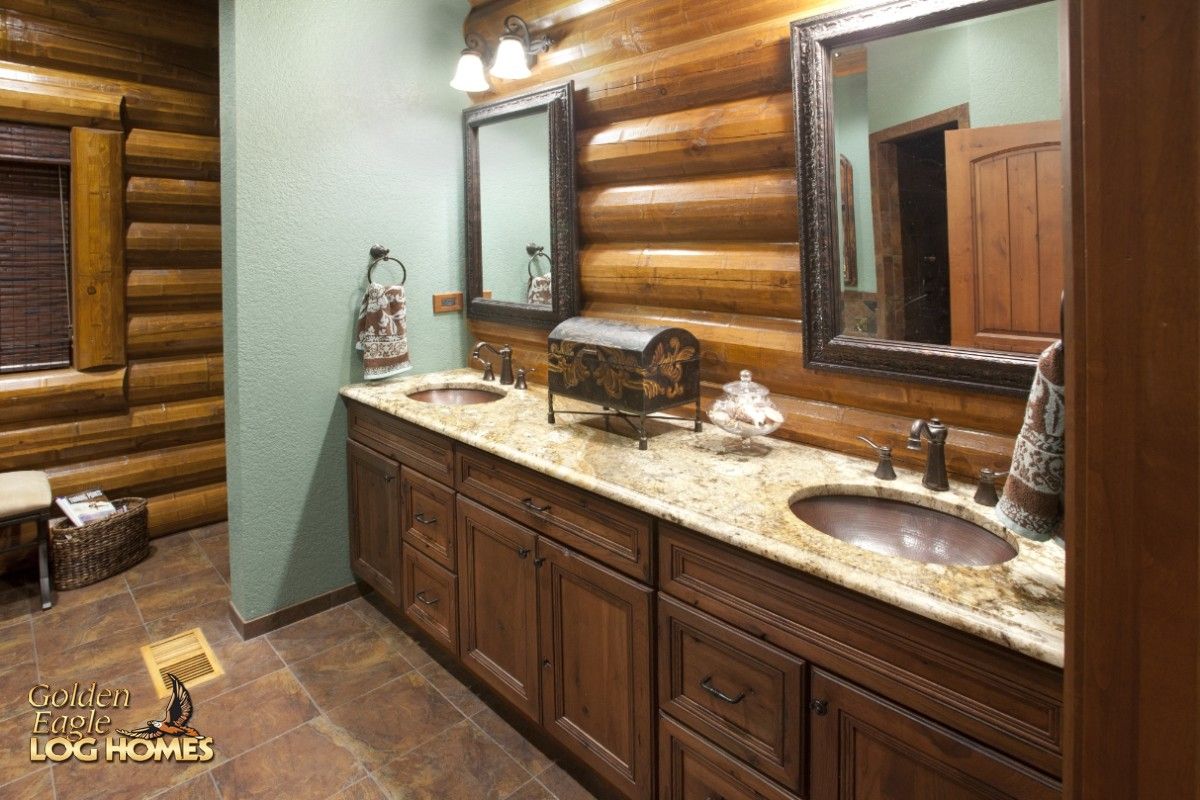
[471,341,514,385]
[907,417,949,491]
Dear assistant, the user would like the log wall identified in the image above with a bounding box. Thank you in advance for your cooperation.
[0,0,223,552]
[463,0,1026,477]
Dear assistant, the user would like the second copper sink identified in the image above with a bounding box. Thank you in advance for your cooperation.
[406,387,503,406]
[790,494,1017,567]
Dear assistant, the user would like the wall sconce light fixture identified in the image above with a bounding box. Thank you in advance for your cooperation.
[450,33,492,93]
[451,16,552,92]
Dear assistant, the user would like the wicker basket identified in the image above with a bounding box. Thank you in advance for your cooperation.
[50,498,150,590]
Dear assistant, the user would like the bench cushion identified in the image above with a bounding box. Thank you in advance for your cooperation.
[0,471,53,518]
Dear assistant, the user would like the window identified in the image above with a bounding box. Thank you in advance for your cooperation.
[0,122,71,373]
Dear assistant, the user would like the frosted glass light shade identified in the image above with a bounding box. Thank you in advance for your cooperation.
[490,36,531,80]
[451,51,490,92]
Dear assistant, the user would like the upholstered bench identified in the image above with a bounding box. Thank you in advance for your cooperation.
[0,471,54,610]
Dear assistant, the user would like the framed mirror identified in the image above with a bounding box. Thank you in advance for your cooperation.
[792,0,1063,394]
[465,81,579,328]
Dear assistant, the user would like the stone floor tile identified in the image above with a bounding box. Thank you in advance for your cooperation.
[372,718,531,800]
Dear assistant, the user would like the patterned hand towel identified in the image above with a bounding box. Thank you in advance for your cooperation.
[996,340,1065,546]
[355,282,411,380]
[527,273,552,305]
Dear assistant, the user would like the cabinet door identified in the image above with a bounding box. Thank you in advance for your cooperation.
[537,537,654,800]
[457,496,540,719]
[346,439,401,603]
[810,669,1060,800]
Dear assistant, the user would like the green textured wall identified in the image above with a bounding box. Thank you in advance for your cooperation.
[220,0,468,620]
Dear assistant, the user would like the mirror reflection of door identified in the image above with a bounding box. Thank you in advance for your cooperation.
[830,0,1063,353]
[477,109,553,306]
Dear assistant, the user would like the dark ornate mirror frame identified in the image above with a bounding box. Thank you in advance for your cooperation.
[791,0,1052,395]
[464,80,579,328]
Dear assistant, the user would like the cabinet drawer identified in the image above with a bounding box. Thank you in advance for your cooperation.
[402,544,458,653]
[659,525,1063,778]
[347,400,455,485]
[402,467,456,571]
[659,595,806,791]
[659,714,798,800]
[457,446,653,581]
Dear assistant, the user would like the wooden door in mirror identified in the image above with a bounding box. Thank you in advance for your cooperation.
[792,0,1064,394]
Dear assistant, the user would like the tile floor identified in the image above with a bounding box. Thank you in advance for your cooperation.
[0,525,601,800]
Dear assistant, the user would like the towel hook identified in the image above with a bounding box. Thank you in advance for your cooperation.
[526,242,552,280]
[367,244,407,286]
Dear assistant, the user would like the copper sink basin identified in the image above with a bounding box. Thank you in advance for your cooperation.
[406,387,503,406]
[790,495,1017,566]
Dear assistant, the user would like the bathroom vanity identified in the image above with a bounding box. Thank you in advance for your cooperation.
[340,372,1064,800]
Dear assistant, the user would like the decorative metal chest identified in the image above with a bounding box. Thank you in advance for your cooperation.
[546,317,702,449]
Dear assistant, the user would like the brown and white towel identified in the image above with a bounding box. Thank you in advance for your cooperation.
[996,340,1065,546]
[355,282,411,380]
[527,273,552,306]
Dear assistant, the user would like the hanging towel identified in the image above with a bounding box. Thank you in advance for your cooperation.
[996,340,1065,546]
[355,282,411,380]
[527,273,552,306]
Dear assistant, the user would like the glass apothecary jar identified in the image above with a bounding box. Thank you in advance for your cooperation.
[707,370,784,453]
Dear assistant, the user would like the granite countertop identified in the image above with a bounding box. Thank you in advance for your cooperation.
[340,369,1065,667]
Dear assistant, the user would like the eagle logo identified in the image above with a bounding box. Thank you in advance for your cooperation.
[117,673,204,740]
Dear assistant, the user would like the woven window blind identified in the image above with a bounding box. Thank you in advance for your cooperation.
[0,122,71,374]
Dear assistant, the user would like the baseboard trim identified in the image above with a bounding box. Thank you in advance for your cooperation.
[229,581,366,640]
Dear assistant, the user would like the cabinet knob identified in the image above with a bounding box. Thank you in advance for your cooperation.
[534,557,546,567]
[517,547,530,559]
[385,474,395,483]
[809,698,829,716]
[542,659,551,669]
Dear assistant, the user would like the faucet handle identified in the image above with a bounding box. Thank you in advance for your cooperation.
[514,367,534,390]
[973,466,1010,506]
[857,436,897,481]
[479,360,495,381]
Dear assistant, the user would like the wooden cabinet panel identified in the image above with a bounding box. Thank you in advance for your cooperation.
[457,496,541,719]
[402,544,458,653]
[346,439,400,603]
[658,525,1062,778]
[537,536,654,800]
[658,595,805,791]
[402,466,456,571]
[347,400,455,485]
[457,446,653,581]
[659,714,799,800]
[809,669,1059,800]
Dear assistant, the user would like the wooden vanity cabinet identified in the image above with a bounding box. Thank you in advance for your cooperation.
[537,534,655,800]
[457,496,541,719]
[808,669,1058,800]
[344,399,1063,800]
[346,439,401,603]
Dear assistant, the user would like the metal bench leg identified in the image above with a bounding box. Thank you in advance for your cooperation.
[37,516,53,610]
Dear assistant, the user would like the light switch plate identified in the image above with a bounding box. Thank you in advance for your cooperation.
[432,291,463,314]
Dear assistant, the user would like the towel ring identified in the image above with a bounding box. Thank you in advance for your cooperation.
[367,244,407,286]
[526,242,552,280]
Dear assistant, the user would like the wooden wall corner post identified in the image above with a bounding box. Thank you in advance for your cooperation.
[71,127,126,370]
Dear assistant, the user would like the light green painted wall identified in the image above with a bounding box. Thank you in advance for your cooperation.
[220,0,468,620]
[479,111,552,304]
[833,72,877,294]
[867,2,1060,133]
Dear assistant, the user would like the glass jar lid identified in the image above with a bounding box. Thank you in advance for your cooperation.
[722,369,770,397]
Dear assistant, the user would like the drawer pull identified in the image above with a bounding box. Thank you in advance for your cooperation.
[809,698,828,716]
[700,676,747,705]
[522,497,551,513]
[414,513,438,525]
[517,547,530,558]
[415,591,439,606]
